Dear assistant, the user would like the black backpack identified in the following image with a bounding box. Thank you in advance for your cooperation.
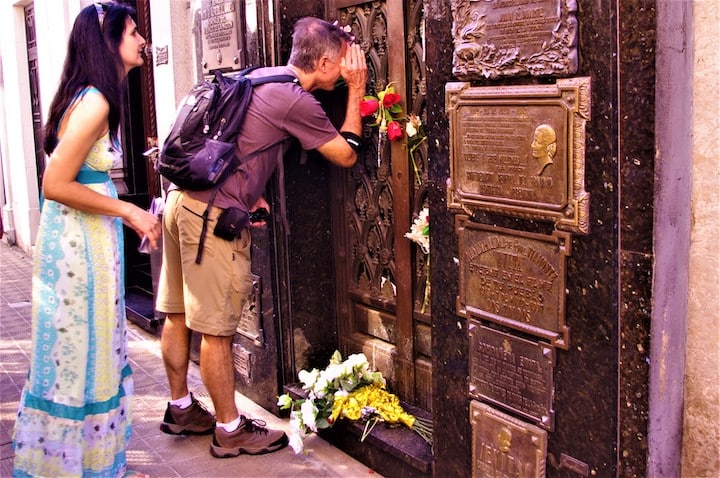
[158,67,296,263]
[158,67,296,190]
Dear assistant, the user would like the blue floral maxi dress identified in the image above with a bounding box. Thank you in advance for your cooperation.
[13,113,133,477]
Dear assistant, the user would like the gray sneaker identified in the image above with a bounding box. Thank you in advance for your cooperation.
[210,416,288,458]
[160,393,215,435]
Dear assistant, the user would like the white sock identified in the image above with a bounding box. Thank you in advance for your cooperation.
[217,416,241,433]
[170,393,193,409]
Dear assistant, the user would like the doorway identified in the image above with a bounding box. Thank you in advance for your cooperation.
[120,0,160,331]
[326,0,430,411]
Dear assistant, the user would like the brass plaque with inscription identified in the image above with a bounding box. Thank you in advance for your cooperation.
[456,217,571,348]
[451,0,578,79]
[469,321,555,430]
[446,78,591,234]
[471,401,547,478]
[236,275,263,346]
[201,0,241,73]
[232,343,251,379]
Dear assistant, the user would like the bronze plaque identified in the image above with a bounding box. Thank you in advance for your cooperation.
[451,0,578,79]
[446,78,591,234]
[457,217,571,348]
[232,343,251,379]
[471,401,547,478]
[201,0,241,73]
[469,321,555,430]
[236,274,263,346]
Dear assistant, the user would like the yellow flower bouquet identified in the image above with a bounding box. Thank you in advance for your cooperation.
[278,351,432,453]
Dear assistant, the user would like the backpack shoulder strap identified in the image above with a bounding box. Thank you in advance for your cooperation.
[250,74,298,87]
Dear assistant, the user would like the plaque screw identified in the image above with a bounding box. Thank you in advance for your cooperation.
[216,50,222,63]
[233,57,239,64]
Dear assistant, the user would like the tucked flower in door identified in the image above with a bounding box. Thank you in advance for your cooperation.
[361,83,404,139]
[359,98,379,117]
[387,120,404,141]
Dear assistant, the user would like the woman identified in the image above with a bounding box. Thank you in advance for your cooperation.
[12,3,160,477]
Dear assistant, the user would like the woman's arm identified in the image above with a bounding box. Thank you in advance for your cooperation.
[42,91,160,248]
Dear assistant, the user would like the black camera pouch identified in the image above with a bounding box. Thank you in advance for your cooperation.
[213,207,249,241]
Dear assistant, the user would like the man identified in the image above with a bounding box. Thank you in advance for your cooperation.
[155,17,367,458]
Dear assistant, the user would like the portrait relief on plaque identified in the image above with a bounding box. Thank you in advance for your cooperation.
[201,0,242,73]
[456,217,571,349]
[451,0,578,79]
[446,77,591,234]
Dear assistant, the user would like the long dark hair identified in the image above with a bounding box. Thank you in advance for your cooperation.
[42,2,137,154]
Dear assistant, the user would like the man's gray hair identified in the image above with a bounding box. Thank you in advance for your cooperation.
[288,17,353,72]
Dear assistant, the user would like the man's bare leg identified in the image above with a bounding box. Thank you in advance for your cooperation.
[200,334,239,423]
[161,313,191,400]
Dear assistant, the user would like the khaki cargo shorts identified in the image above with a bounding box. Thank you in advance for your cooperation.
[156,190,253,336]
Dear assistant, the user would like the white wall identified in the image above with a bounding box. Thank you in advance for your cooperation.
[0,0,43,252]
[150,0,199,145]
[681,1,720,475]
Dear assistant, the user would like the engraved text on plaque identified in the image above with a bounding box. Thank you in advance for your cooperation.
[471,401,547,478]
[446,78,591,234]
[201,0,241,73]
[469,321,555,430]
[457,217,571,348]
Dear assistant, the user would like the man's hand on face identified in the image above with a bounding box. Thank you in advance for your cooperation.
[340,43,368,92]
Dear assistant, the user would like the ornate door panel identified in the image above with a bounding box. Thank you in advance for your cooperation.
[327,0,430,410]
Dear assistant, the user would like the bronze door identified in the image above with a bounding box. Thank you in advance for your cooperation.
[327,0,430,410]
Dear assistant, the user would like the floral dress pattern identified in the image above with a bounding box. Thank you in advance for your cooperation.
[13,93,133,478]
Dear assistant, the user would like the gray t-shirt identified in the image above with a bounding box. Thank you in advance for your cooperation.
[186,66,339,210]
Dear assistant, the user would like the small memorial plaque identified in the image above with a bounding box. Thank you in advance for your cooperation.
[457,217,571,348]
[232,343,251,379]
[446,78,591,234]
[236,275,263,346]
[155,46,168,66]
[471,401,547,478]
[469,321,555,430]
[451,0,578,79]
[201,0,241,73]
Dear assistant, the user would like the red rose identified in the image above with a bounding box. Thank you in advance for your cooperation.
[360,99,379,117]
[382,92,401,108]
[387,120,403,141]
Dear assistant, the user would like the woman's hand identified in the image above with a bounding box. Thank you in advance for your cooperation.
[123,203,161,250]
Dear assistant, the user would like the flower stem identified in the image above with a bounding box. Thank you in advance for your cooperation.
[411,416,433,445]
[421,255,430,314]
[409,136,426,185]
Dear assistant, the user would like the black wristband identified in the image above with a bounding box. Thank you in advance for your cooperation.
[340,131,364,153]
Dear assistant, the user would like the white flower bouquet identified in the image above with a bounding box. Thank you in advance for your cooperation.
[278,350,431,453]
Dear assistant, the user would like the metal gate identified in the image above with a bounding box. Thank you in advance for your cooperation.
[326,0,430,410]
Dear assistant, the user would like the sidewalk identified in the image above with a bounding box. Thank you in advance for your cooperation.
[0,240,380,477]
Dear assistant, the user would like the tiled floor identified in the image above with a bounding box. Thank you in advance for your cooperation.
[0,241,378,477]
